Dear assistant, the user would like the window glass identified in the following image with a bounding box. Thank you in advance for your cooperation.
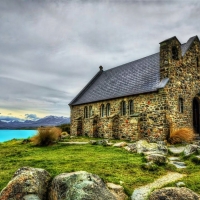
[106,103,110,116]
[129,100,134,115]
[121,101,126,116]
[101,104,104,117]
[179,98,183,113]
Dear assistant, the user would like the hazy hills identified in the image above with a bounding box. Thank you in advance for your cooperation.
[0,115,70,129]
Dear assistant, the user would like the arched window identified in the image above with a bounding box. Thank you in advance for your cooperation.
[128,100,134,115]
[179,97,183,113]
[89,106,92,117]
[84,106,88,118]
[121,101,126,116]
[100,104,104,117]
[172,46,179,60]
[106,103,110,116]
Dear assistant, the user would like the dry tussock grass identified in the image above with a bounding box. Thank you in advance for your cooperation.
[169,128,195,144]
[31,127,62,146]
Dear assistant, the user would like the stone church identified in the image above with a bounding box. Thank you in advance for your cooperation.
[69,36,200,142]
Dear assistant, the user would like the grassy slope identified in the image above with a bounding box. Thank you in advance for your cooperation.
[0,139,200,197]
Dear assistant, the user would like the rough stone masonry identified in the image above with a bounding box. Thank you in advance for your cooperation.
[69,36,200,142]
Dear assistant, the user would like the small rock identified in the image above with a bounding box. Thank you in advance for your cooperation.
[90,140,97,145]
[113,142,127,147]
[169,161,187,169]
[146,153,167,164]
[141,162,158,171]
[23,194,41,200]
[168,146,185,155]
[107,182,128,200]
[98,139,109,146]
[168,157,180,161]
[149,187,200,200]
[176,182,186,187]
[184,144,199,156]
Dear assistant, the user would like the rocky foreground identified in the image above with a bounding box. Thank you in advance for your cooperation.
[1,139,200,199]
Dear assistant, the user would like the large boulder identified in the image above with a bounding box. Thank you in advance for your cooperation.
[48,171,117,200]
[149,187,200,200]
[0,166,51,200]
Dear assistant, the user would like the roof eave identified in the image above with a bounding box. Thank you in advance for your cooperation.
[69,70,104,105]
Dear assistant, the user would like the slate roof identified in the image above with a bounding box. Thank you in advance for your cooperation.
[181,36,198,56]
[69,36,198,106]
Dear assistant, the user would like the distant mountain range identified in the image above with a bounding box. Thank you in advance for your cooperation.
[0,116,70,129]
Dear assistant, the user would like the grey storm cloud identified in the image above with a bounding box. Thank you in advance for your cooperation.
[25,114,40,121]
[0,0,200,117]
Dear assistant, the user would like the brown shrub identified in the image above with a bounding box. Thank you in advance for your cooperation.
[31,127,62,146]
[169,128,195,144]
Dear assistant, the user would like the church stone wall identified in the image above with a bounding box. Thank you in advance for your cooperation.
[162,38,200,131]
[70,89,168,142]
[70,36,200,141]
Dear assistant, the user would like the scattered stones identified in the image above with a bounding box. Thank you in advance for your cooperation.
[90,140,98,145]
[149,187,200,200]
[168,146,185,155]
[124,143,137,153]
[59,142,89,145]
[184,144,200,156]
[113,142,127,147]
[23,194,41,200]
[107,182,128,200]
[136,140,158,153]
[48,171,116,200]
[168,156,180,161]
[146,153,167,164]
[168,156,187,168]
[176,181,186,187]
[0,167,51,200]
[90,140,113,146]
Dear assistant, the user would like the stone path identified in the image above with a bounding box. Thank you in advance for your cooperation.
[131,172,185,200]
[168,146,185,154]
[59,142,89,145]
[168,157,187,168]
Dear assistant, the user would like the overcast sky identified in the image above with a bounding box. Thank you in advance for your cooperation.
[0,0,200,120]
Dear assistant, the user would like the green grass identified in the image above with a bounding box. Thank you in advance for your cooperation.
[0,139,200,197]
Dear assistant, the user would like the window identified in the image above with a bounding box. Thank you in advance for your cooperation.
[106,103,110,116]
[100,104,104,117]
[84,106,88,118]
[172,46,179,60]
[128,100,134,115]
[179,98,183,113]
[89,106,92,117]
[197,57,199,68]
[121,101,126,116]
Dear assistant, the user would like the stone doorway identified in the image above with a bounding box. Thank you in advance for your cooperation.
[112,116,120,139]
[193,97,200,134]
[77,119,83,136]
[93,116,99,138]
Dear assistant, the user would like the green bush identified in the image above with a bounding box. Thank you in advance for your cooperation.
[31,127,62,146]
[57,123,70,134]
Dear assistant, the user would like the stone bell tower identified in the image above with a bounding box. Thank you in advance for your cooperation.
[159,36,182,80]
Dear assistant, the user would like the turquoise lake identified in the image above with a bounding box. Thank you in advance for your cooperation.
[0,130,37,142]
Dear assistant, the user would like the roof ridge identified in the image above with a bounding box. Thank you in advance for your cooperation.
[182,35,198,56]
[105,52,159,72]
